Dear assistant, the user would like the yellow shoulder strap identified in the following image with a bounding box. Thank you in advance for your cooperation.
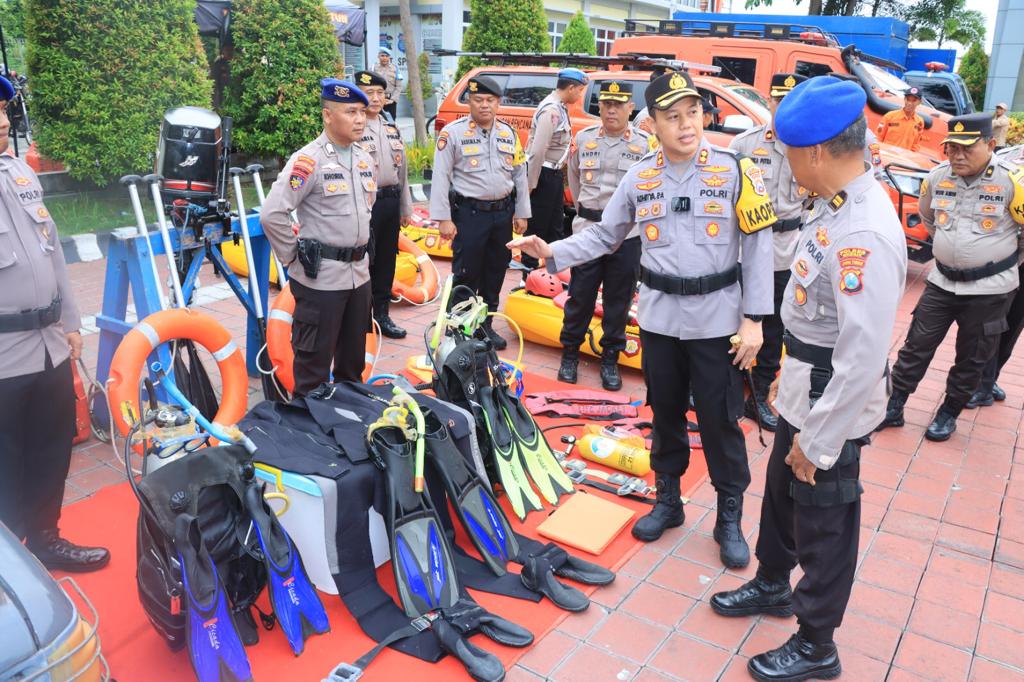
[735,156,778,234]
[1010,166,1024,226]
[512,136,527,167]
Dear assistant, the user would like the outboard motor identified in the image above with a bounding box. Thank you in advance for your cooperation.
[155,106,226,206]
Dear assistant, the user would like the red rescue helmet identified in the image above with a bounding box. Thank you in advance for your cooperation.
[525,269,563,298]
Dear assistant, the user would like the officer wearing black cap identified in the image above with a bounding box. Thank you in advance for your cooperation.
[879,113,1024,440]
[354,70,413,339]
[710,75,907,681]
[512,70,776,568]
[558,80,650,390]
[0,75,111,571]
[430,75,531,349]
[700,96,720,130]
[729,72,807,431]
[261,78,377,396]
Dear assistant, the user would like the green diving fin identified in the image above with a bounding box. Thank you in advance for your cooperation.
[493,387,575,505]
[479,386,542,521]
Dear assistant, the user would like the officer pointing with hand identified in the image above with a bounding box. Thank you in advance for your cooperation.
[710,76,907,682]
[511,70,776,568]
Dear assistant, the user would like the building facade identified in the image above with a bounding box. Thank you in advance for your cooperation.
[986,0,1024,111]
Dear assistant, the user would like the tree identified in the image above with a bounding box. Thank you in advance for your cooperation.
[0,0,26,39]
[558,12,596,55]
[458,0,549,79]
[25,0,211,184]
[905,0,985,49]
[406,52,433,103]
[399,0,427,145]
[958,41,989,111]
[224,0,340,161]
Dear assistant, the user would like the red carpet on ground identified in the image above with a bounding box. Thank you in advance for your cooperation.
[56,373,713,681]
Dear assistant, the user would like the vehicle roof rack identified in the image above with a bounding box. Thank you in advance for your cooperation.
[622,19,841,48]
[431,50,721,75]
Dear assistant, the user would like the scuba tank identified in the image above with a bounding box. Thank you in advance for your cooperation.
[577,427,651,477]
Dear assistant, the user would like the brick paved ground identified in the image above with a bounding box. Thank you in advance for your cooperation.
[64,245,1024,681]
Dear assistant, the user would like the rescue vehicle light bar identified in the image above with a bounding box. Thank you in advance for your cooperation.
[431,50,722,75]
[622,19,841,48]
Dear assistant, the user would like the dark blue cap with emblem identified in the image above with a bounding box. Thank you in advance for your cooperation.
[0,75,13,102]
[774,75,866,147]
[321,78,369,106]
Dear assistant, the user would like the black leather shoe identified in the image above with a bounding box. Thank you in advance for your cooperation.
[713,495,750,568]
[744,394,778,432]
[632,474,685,542]
[710,572,793,617]
[748,633,841,682]
[965,389,994,409]
[558,349,578,384]
[483,322,507,351]
[876,390,907,431]
[993,383,1007,401]
[27,530,110,573]
[925,408,957,442]
[600,350,622,391]
[376,314,407,339]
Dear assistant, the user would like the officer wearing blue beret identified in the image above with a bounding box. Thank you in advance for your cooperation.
[261,78,378,396]
[710,76,908,681]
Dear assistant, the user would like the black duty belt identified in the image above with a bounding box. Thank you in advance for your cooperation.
[377,184,401,198]
[0,296,62,333]
[320,242,369,262]
[577,206,603,222]
[773,217,802,233]
[640,264,739,296]
[934,253,1018,282]
[451,192,513,213]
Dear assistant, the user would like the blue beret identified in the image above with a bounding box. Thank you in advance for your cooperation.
[775,76,867,147]
[321,78,369,106]
[0,76,13,102]
[378,47,392,56]
[558,68,587,85]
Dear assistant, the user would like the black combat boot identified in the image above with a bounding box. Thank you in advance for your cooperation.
[713,494,750,568]
[966,387,994,409]
[925,400,959,442]
[876,389,908,430]
[558,347,579,384]
[993,383,1007,401]
[744,390,778,431]
[631,473,685,542]
[374,303,407,339]
[710,566,793,617]
[482,318,507,351]
[747,631,841,682]
[27,529,111,573]
[600,348,622,391]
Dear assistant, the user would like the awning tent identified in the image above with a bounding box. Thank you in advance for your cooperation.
[194,0,366,46]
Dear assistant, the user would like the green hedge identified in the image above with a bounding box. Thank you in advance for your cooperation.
[458,0,549,80]
[25,0,212,184]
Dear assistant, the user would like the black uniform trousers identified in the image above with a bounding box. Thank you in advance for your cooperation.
[751,269,791,393]
[0,353,75,540]
[756,418,863,638]
[640,329,750,497]
[980,265,1024,391]
[559,237,641,353]
[290,279,372,397]
[522,167,565,270]
[369,189,401,313]
[450,202,512,313]
[891,281,1013,412]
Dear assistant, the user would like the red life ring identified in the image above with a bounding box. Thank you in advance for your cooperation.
[106,308,249,437]
[392,235,440,305]
[266,284,378,393]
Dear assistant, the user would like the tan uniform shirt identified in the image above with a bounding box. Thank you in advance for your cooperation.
[993,114,1011,148]
[371,62,401,104]
[260,132,376,291]
[549,139,776,339]
[526,92,572,192]
[776,170,907,469]
[0,154,81,379]
[920,157,1024,296]
[429,117,531,222]
[361,115,413,216]
[567,124,650,239]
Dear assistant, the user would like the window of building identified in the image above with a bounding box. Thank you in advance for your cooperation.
[549,20,568,51]
[593,28,618,57]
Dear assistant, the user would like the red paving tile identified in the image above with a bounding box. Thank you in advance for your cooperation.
[935,523,997,560]
[847,581,915,628]
[976,622,1024,671]
[856,552,924,595]
[647,633,731,682]
[907,600,981,650]
[647,556,718,600]
[556,604,608,640]
[590,572,639,610]
[620,582,697,629]
[970,657,1024,681]
[834,610,903,662]
[517,630,576,677]
[983,592,1024,633]
[588,611,670,664]
[676,603,754,652]
[838,649,891,681]
[549,643,638,682]
[893,631,973,682]
[917,571,988,617]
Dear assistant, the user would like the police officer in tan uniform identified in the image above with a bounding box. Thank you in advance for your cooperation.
[261,78,376,396]
[430,75,531,350]
[0,76,110,571]
[879,113,1024,441]
[355,70,413,339]
[512,71,776,568]
[711,75,907,682]
[371,48,402,121]
[521,68,588,269]
[729,73,807,431]
[559,80,650,391]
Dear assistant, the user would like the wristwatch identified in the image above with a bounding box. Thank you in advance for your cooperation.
[743,314,765,322]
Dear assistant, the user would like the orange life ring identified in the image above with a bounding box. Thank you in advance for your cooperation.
[392,235,440,305]
[266,283,378,393]
[107,308,249,437]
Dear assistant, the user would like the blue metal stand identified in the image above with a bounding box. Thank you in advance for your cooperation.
[93,212,274,425]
